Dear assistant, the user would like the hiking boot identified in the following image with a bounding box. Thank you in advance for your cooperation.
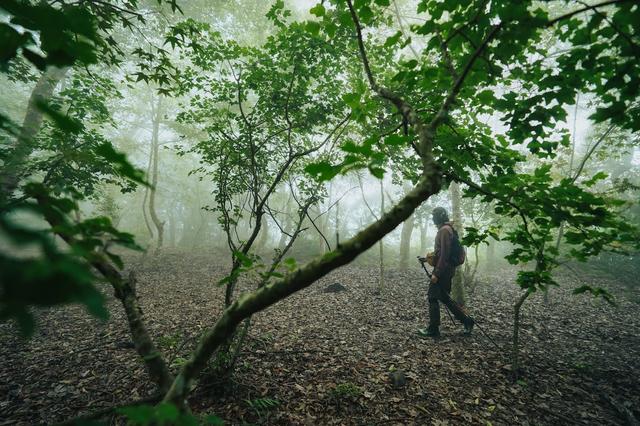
[463,318,475,335]
[417,327,440,338]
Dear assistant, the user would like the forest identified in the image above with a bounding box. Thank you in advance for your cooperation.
[1,0,639,424]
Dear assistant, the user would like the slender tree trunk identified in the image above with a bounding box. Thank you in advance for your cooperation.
[377,179,385,294]
[399,184,416,270]
[142,142,155,240]
[512,290,531,379]
[399,183,415,269]
[399,214,415,270]
[316,206,327,254]
[162,172,441,406]
[1,66,69,200]
[168,208,176,248]
[278,194,293,250]
[547,94,579,303]
[254,215,269,253]
[149,97,164,254]
[486,240,495,268]
[335,199,341,246]
[464,244,481,296]
[450,182,465,306]
[419,216,428,255]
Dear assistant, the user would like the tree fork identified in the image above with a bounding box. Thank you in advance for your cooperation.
[162,171,441,405]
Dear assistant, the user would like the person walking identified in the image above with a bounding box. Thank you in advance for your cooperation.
[418,207,474,338]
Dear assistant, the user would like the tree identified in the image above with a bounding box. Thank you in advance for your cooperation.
[157,0,640,405]
[169,14,352,376]
[2,0,639,419]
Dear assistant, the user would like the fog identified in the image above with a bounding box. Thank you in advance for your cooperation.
[1,0,639,424]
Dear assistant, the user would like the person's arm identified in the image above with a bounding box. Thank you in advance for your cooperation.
[433,226,452,281]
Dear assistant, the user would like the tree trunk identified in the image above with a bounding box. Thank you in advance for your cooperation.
[149,96,164,254]
[316,206,328,254]
[450,182,465,306]
[142,141,155,240]
[254,215,269,254]
[377,179,385,294]
[419,216,428,255]
[512,290,531,379]
[1,66,69,199]
[486,240,495,267]
[278,194,293,250]
[399,213,415,270]
[335,199,340,247]
[168,208,176,248]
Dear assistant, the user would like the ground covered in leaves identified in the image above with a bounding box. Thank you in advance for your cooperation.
[1,250,639,425]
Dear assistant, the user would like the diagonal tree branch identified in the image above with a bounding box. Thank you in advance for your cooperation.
[35,195,173,393]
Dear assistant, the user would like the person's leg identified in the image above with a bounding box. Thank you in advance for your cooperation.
[440,271,474,332]
[442,292,472,325]
[419,283,441,337]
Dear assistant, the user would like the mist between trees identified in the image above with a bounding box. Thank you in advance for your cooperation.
[0,0,639,424]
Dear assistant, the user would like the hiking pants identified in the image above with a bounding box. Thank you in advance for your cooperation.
[427,271,470,331]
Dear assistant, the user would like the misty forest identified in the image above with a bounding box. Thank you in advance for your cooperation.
[1,0,640,424]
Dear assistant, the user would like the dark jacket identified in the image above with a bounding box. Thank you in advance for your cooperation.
[433,222,455,278]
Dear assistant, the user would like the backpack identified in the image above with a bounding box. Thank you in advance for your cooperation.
[447,225,466,267]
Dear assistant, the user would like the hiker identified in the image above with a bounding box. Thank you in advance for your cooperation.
[418,207,474,338]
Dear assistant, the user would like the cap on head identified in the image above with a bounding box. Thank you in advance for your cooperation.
[432,207,449,225]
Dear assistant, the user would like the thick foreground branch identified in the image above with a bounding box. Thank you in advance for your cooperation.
[162,171,441,405]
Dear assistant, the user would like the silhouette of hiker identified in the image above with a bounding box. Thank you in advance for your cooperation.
[418,207,474,338]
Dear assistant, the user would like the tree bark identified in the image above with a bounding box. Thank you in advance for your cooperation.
[335,198,341,247]
[277,194,293,250]
[419,215,428,255]
[450,181,465,306]
[1,66,69,200]
[142,141,155,240]
[377,179,385,294]
[512,290,531,379]
[399,214,415,270]
[254,215,269,254]
[168,208,176,248]
[149,96,164,254]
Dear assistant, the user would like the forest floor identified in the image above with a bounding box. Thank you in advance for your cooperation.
[1,250,639,425]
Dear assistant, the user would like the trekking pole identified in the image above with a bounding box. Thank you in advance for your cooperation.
[417,256,432,279]
[468,317,502,350]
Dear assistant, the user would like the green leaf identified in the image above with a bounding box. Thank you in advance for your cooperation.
[583,171,608,187]
[384,31,402,47]
[368,165,385,179]
[358,6,374,24]
[476,89,496,105]
[306,21,321,36]
[342,92,361,108]
[36,100,83,133]
[310,4,325,17]
[384,134,408,146]
[304,161,342,181]
[95,142,149,186]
